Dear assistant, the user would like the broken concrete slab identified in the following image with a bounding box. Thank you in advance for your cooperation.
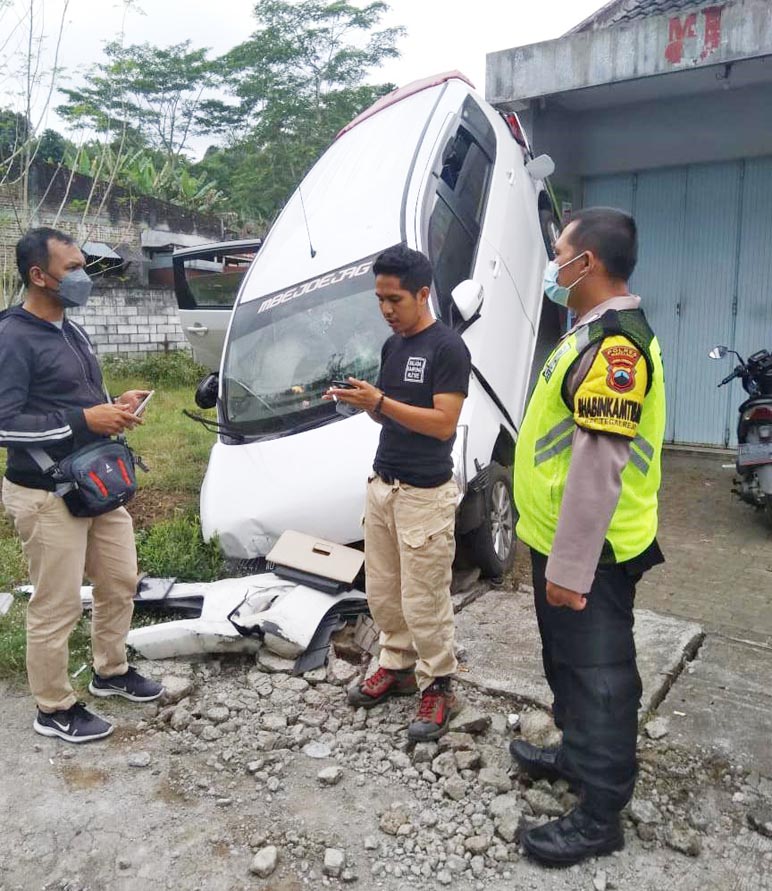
[455,587,702,716]
[662,635,772,777]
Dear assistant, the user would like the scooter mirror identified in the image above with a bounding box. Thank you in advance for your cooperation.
[708,346,729,360]
[451,279,484,322]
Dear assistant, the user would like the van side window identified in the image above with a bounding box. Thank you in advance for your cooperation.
[428,98,495,327]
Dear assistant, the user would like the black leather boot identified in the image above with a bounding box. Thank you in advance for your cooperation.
[509,739,574,784]
[521,806,624,867]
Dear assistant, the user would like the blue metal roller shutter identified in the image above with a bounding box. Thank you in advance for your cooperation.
[583,158,771,447]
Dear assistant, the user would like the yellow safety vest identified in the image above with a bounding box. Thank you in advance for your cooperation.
[514,308,666,563]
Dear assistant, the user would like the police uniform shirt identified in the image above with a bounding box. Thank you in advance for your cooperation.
[546,294,654,593]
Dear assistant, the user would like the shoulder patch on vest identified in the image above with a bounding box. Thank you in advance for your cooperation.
[574,335,648,438]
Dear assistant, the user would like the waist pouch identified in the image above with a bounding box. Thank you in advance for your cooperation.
[30,439,138,517]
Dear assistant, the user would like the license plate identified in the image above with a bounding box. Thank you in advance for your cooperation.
[737,442,772,467]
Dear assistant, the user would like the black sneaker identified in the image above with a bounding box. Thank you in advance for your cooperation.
[89,666,164,702]
[34,702,113,743]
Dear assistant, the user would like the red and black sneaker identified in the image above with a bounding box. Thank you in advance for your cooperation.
[407,677,458,741]
[347,666,418,709]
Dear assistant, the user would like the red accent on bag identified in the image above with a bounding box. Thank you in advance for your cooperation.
[116,458,132,485]
[88,471,109,497]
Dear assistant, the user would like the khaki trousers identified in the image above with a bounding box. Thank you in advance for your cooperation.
[1,478,137,713]
[364,475,458,691]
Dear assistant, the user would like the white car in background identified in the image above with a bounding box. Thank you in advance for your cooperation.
[177,72,562,577]
[173,238,262,371]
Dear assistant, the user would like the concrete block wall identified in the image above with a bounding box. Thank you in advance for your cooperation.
[67,287,190,357]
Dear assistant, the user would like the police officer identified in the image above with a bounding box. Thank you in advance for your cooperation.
[512,208,666,866]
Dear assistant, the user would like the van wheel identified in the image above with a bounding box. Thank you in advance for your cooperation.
[540,208,561,260]
[472,463,516,579]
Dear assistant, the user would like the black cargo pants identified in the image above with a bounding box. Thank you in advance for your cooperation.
[530,549,643,818]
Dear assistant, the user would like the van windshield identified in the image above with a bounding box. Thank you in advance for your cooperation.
[222,253,388,436]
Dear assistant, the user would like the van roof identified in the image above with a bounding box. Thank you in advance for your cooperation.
[239,77,474,303]
[337,71,474,139]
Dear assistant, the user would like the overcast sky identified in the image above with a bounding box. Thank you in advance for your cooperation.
[0,0,602,156]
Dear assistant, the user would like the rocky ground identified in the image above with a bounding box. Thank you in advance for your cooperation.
[2,645,770,891]
[2,451,771,890]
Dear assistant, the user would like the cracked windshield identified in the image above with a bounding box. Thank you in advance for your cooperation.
[223,258,388,435]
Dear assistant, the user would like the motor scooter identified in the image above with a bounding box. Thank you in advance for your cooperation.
[709,345,772,525]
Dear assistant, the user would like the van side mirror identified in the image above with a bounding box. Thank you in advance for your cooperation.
[525,154,555,181]
[195,372,219,409]
[708,346,728,360]
[451,280,483,322]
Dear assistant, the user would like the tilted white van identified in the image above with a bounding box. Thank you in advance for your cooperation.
[181,72,562,577]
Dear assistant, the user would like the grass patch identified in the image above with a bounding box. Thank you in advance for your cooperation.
[135,511,224,582]
[102,357,216,527]
[101,350,210,388]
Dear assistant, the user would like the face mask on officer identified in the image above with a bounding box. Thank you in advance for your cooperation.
[543,253,590,307]
[41,267,94,308]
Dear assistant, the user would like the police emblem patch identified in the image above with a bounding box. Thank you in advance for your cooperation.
[602,345,640,393]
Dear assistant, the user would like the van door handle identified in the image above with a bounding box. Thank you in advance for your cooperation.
[186,325,208,336]
[491,258,501,278]
[506,169,516,185]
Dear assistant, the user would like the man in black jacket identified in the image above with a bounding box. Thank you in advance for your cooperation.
[0,228,163,744]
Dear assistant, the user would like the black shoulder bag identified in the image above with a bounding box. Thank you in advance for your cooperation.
[30,437,146,517]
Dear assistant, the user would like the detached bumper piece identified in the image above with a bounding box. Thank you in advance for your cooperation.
[125,532,370,673]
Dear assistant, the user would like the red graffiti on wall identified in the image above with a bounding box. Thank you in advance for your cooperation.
[665,5,724,65]
[665,13,698,63]
[701,6,724,60]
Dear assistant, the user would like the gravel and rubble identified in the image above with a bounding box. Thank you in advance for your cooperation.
[39,650,763,891]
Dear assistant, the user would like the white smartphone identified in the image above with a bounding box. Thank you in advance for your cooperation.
[134,390,155,417]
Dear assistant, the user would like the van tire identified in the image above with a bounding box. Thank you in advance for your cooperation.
[539,208,561,260]
[471,462,516,579]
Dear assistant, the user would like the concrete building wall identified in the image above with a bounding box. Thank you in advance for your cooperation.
[487,0,772,105]
[66,287,190,358]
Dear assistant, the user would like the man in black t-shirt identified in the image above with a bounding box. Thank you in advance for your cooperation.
[328,245,471,741]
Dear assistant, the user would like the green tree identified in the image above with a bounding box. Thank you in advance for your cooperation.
[0,109,30,172]
[58,40,214,169]
[35,128,68,164]
[196,0,403,225]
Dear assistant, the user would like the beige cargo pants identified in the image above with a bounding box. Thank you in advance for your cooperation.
[364,475,458,691]
[2,479,137,713]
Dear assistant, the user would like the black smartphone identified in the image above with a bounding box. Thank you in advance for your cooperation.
[330,379,356,389]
